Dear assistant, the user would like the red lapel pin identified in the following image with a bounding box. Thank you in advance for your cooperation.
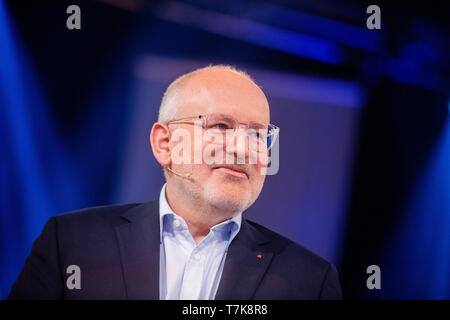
[257,254,262,259]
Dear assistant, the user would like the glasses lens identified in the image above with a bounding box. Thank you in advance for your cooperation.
[267,134,273,149]
[204,115,231,143]
[206,114,236,131]
[204,115,277,152]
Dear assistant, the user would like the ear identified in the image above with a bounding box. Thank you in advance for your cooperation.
[150,122,171,167]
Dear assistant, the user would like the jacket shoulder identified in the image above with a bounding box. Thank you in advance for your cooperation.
[52,202,149,234]
[56,202,142,220]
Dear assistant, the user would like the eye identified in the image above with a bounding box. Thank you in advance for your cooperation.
[249,131,261,138]
[213,123,230,130]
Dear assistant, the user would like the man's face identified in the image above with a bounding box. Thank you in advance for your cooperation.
[168,69,271,214]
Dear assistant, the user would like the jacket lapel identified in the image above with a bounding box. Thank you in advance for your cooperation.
[115,200,274,300]
[115,200,160,299]
[215,220,274,300]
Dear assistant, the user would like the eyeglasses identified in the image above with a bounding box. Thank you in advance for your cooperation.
[166,113,279,152]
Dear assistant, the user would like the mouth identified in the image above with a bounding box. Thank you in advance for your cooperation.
[213,165,249,179]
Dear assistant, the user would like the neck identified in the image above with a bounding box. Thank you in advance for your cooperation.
[165,181,237,244]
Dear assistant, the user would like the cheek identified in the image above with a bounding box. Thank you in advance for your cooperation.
[250,169,266,186]
[251,174,266,200]
[258,150,270,167]
[249,161,267,187]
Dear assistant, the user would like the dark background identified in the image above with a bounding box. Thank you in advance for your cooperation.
[1,0,449,299]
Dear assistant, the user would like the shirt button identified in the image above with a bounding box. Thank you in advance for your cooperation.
[194,253,201,261]
[173,220,181,227]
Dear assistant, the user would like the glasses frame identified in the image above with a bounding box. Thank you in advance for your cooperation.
[165,114,280,151]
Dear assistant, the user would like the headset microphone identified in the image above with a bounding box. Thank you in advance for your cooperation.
[166,166,192,178]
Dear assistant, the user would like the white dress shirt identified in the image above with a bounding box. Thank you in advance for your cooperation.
[158,184,242,300]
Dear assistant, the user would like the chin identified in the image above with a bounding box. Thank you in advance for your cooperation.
[203,186,252,213]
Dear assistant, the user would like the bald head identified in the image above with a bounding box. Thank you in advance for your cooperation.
[158,65,269,123]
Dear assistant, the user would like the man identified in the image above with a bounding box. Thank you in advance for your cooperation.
[9,65,342,299]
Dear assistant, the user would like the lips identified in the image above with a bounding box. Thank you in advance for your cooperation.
[213,165,249,178]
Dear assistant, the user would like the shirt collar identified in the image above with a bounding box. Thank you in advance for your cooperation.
[159,183,242,243]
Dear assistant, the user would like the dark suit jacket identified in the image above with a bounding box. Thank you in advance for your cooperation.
[8,200,342,299]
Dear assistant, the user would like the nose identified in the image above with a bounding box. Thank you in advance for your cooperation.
[227,126,249,164]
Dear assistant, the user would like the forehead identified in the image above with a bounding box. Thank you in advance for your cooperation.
[173,69,270,123]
